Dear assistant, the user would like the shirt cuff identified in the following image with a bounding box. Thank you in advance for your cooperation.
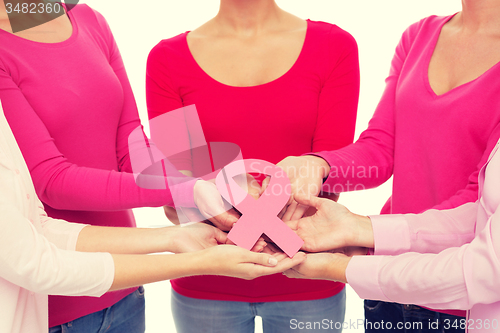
[169,178,199,208]
[346,255,388,301]
[41,218,89,251]
[370,215,411,256]
[99,253,115,297]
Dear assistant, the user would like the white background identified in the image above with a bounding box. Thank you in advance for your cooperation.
[80,1,462,332]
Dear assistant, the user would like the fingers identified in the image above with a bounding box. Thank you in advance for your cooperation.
[261,176,271,193]
[288,203,310,222]
[262,242,283,255]
[269,252,307,272]
[283,217,298,231]
[281,200,298,222]
[244,251,281,267]
[225,238,236,245]
[271,252,289,262]
[283,268,305,279]
[208,211,238,231]
[293,193,323,210]
[250,238,267,252]
[213,227,228,244]
[278,205,287,219]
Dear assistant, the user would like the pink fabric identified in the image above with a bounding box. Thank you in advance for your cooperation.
[315,15,500,317]
[347,140,500,332]
[316,15,500,215]
[147,20,359,302]
[0,4,194,326]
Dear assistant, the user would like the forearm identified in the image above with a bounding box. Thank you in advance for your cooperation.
[314,139,394,193]
[109,251,204,291]
[76,225,177,254]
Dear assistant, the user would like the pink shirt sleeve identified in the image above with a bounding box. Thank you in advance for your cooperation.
[313,22,418,192]
[312,26,359,153]
[347,202,500,311]
[371,202,477,256]
[0,12,196,211]
[146,42,194,172]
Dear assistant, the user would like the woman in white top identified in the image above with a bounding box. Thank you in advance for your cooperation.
[0,102,305,333]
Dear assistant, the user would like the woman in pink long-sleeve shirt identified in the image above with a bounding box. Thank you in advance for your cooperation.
[277,0,500,330]
[0,2,237,332]
[284,138,500,333]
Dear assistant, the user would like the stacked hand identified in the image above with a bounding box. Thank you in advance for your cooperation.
[166,205,307,280]
[263,155,331,221]
[200,245,307,280]
[285,195,374,252]
[163,162,375,283]
[281,194,373,283]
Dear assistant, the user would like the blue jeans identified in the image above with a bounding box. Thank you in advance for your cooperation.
[172,288,346,333]
[364,300,465,333]
[49,286,145,333]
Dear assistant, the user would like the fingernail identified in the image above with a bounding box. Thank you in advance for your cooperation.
[268,257,278,266]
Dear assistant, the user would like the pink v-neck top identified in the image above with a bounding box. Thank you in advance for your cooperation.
[147,20,359,302]
[0,4,195,326]
[317,15,500,316]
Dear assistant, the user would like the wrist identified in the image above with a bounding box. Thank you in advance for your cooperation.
[161,226,182,253]
[176,251,206,277]
[302,155,331,180]
[354,215,375,248]
[327,254,351,283]
[192,247,217,275]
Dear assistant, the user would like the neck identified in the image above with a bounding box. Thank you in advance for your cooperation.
[215,0,282,35]
[460,0,500,33]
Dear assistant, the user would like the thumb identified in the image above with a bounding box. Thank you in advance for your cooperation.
[247,252,279,267]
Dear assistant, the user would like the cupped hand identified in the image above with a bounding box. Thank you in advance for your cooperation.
[170,222,228,253]
[285,194,374,253]
[283,252,351,283]
[203,245,307,280]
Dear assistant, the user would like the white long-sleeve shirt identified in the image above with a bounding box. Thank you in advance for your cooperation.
[0,102,114,333]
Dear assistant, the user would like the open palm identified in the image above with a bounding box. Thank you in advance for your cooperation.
[287,195,358,253]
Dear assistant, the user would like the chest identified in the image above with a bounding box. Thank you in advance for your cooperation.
[187,29,306,87]
[394,33,500,143]
[0,13,72,43]
[428,29,500,96]
[6,41,122,133]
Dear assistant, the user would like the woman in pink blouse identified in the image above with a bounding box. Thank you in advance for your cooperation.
[277,0,500,330]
